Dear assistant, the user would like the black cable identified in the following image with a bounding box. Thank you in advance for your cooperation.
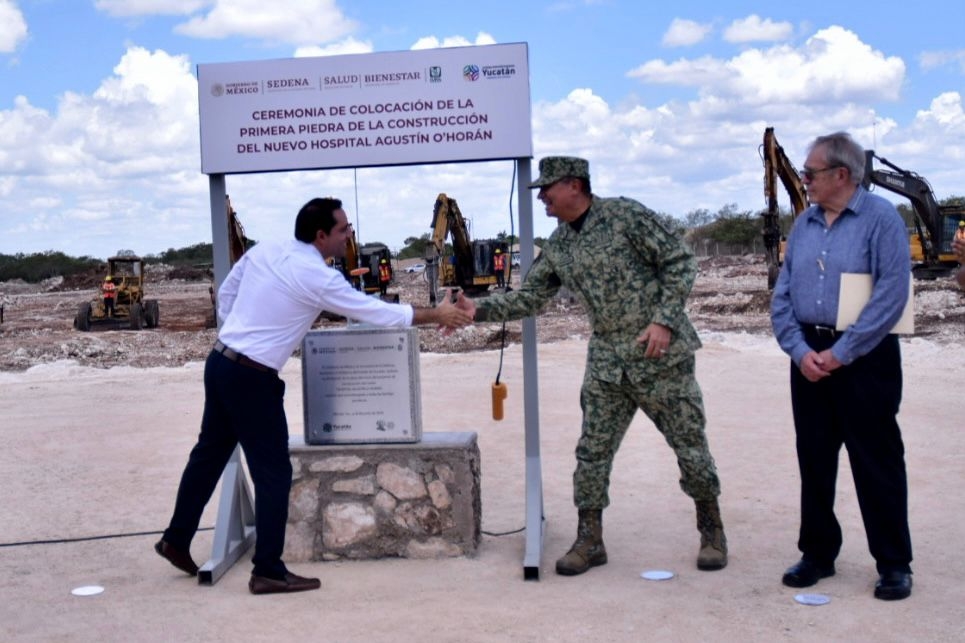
[0,526,214,549]
[482,526,525,537]
[494,163,518,386]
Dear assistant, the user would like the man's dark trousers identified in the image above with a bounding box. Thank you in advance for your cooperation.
[790,331,912,574]
[162,350,291,579]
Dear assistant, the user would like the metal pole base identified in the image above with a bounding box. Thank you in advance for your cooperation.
[198,447,256,585]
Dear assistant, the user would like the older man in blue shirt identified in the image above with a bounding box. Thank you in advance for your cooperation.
[771,131,914,601]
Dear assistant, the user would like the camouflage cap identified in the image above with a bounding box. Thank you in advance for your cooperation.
[528,156,590,189]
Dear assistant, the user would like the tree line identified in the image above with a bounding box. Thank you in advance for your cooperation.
[2,197,959,283]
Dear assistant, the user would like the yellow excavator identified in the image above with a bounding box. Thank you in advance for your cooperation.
[760,127,965,284]
[430,193,508,295]
[861,151,965,279]
[760,127,808,289]
[335,229,395,299]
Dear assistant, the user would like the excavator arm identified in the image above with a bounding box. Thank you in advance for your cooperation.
[761,127,809,289]
[429,193,501,294]
[226,196,249,265]
[862,150,964,278]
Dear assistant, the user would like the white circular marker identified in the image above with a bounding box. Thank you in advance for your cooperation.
[71,585,104,597]
[640,570,674,581]
[794,593,830,606]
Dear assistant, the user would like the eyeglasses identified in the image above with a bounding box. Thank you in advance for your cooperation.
[801,165,842,181]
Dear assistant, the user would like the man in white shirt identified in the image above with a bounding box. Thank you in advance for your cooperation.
[155,197,472,594]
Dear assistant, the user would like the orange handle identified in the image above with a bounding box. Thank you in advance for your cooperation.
[491,382,508,421]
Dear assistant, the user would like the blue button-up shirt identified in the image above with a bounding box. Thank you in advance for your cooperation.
[771,186,910,366]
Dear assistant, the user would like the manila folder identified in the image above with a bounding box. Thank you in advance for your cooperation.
[835,273,914,334]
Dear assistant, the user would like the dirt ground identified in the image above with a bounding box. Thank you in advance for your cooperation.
[1,257,964,642]
[1,255,962,370]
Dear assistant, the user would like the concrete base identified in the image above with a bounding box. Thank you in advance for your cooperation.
[284,432,481,561]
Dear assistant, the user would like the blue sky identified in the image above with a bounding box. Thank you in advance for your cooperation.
[1,0,963,259]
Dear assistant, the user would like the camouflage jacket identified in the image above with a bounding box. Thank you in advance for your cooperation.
[476,195,701,383]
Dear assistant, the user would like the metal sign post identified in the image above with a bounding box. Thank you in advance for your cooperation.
[515,158,546,580]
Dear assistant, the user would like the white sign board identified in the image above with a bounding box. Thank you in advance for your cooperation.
[197,43,532,174]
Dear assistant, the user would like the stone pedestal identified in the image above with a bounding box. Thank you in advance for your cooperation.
[284,432,481,561]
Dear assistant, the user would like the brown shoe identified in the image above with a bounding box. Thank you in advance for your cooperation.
[154,539,199,576]
[249,572,321,595]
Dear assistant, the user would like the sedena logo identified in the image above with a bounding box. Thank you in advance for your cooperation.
[462,64,480,81]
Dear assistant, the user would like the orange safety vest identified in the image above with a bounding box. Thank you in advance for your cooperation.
[493,254,505,271]
[378,264,391,282]
[102,282,117,299]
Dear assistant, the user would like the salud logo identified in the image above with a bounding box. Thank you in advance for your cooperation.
[462,64,480,81]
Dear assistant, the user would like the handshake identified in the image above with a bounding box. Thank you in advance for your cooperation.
[429,288,478,333]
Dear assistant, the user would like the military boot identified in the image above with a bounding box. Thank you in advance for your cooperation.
[696,499,728,571]
[556,509,607,576]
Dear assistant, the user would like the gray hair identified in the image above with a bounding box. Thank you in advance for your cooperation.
[808,131,865,185]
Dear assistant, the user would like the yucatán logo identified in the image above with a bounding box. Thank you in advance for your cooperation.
[462,64,480,81]
[482,64,516,79]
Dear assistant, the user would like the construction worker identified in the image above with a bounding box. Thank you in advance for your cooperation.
[493,248,506,289]
[102,276,117,317]
[953,222,965,289]
[378,258,392,296]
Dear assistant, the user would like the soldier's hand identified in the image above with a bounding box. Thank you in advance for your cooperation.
[637,323,671,359]
[454,291,477,320]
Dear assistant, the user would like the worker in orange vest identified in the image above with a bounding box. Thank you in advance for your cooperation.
[102,275,117,317]
[493,248,506,289]
[378,259,392,296]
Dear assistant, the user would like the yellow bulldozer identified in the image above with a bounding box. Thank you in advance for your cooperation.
[74,254,159,331]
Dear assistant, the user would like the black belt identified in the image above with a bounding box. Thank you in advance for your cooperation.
[213,340,276,373]
[802,324,841,338]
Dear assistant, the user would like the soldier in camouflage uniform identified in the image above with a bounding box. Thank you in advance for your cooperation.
[458,156,727,575]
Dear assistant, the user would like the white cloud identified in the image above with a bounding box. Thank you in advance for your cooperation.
[0,0,28,53]
[94,0,210,16]
[661,18,712,48]
[723,15,793,43]
[919,49,965,74]
[410,32,497,51]
[294,37,373,58]
[0,46,206,256]
[630,26,906,107]
[174,0,357,46]
[912,91,965,131]
[2,19,962,259]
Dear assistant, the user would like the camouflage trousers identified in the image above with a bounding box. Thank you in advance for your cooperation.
[574,355,721,509]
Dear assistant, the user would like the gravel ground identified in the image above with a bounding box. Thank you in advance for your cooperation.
[0,255,962,372]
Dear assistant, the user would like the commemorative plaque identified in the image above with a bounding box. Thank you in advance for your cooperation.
[302,327,422,444]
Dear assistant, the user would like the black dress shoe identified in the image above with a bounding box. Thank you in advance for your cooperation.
[154,539,199,576]
[249,572,321,595]
[874,570,912,600]
[782,559,835,588]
